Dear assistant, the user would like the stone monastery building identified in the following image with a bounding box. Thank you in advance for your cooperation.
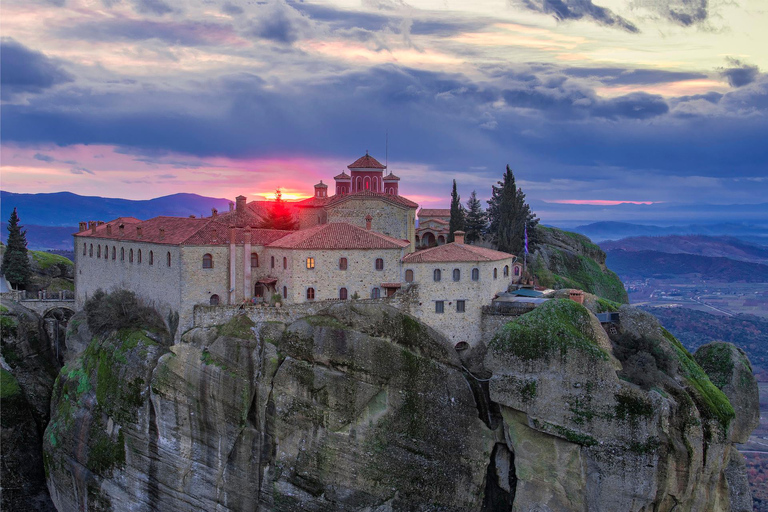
[74,153,522,345]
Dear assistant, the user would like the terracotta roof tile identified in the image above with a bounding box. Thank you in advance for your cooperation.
[418,208,450,218]
[348,153,386,169]
[268,222,410,250]
[325,190,417,209]
[74,216,211,244]
[402,242,515,263]
[334,171,351,180]
[294,196,330,208]
[383,173,400,181]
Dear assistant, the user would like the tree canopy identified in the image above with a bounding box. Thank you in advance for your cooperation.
[487,166,539,255]
[464,190,486,244]
[261,189,298,231]
[1,207,32,289]
[448,179,465,243]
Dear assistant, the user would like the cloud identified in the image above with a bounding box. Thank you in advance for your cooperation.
[70,166,95,175]
[563,67,707,85]
[222,2,243,16]
[517,0,639,33]
[134,0,173,15]
[248,1,314,44]
[720,58,760,88]
[0,38,73,100]
[631,0,708,27]
[34,153,56,162]
[57,19,237,47]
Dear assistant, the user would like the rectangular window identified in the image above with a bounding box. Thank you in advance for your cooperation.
[456,300,465,313]
[435,301,444,314]
[339,257,347,270]
[306,257,315,269]
[375,258,384,270]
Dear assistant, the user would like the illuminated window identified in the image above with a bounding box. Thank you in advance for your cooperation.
[251,253,258,268]
[339,257,348,270]
[453,269,460,281]
[435,301,444,314]
[457,300,465,313]
[339,288,348,300]
[307,287,315,300]
[202,253,213,269]
[433,269,441,282]
[405,269,414,282]
[306,257,315,269]
[375,258,384,271]
[471,268,479,281]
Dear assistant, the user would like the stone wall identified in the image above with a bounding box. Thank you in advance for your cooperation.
[326,198,415,250]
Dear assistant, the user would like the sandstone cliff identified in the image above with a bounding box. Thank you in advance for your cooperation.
[42,297,758,511]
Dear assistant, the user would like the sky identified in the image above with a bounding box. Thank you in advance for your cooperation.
[1,0,767,225]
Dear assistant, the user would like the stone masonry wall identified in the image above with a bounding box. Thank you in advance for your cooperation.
[326,198,415,250]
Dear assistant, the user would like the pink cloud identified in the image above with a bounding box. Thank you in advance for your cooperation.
[544,199,657,205]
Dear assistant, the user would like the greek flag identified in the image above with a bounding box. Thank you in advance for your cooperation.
[524,225,529,254]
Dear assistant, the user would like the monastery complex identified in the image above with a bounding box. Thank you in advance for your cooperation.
[74,153,523,345]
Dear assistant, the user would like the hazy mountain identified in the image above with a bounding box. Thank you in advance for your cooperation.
[0,191,233,227]
[600,235,768,264]
[570,221,768,244]
[0,224,77,251]
[605,250,768,281]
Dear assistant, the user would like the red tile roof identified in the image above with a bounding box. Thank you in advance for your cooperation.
[419,218,449,225]
[268,222,410,250]
[383,173,400,181]
[325,190,417,209]
[334,171,351,180]
[402,242,515,263]
[348,153,386,169]
[294,196,330,208]
[418,208,450,218]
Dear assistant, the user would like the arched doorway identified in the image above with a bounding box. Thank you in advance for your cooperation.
[422,232,436,247]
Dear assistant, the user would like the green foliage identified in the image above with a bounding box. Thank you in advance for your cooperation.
[31,250,73,270]
[694,344,734,389]
[84,289,168,339]
[614,390,654,428]
[1,315,18,339]
[0,368,21,399]
[490,299,609,362]
[486,165,539,255]
[543,247,628,303]
[447,179,465,243]
[464,190,486,244]
[87,427,125,475]
[261,188,299,230]
[1,207,32,289]
[218,314,256,339]
[596,298,622,313]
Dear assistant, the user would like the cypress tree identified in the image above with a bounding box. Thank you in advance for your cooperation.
[1,207,32,289]
[464,190,486,244]
[486,166,539,255]
[263,189,299,230]
[448,179,465,243]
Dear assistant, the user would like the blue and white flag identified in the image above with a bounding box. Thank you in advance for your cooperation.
[524,225,529,254]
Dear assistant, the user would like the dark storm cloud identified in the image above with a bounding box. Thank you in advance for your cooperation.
[720,58,760,88]
[0,38,73,100]
[634,0,708,27]
[518,0,639,33]
[134,0,173,15]
[248,1,313,44]
[57,19,236,46]
[563,67,707,85]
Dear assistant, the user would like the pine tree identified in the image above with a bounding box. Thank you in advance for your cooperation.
[464,190,486,244]
[448,180,465,243]
[486,166,539,255]
[1,207,32,289]
[262,189,298,230]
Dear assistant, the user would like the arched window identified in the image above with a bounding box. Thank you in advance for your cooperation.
[167,252,171,267]
[356,177,361,190]
[137,249,142,264]
[251,253,259,268]
[202,253,213,269]
[405,269,414,282]
[493,268,498,279]
[112,247,116,260]
[149,251,154,265]
[339,288,348,300]
[129,249,134,263]
[307,287,315,300]
[283,286,287,299]
[104,245,109,259]
[514,266,520,276]
[121,248,125,261]
[364,176,370,190]
[375,258,384,271]
[283,257,287,269]
[89,244,93,257]
[83,243,87,256]
[371,287,380,299]
[472,268,479,281]
[271,256,275,268]
[339,257,348,270]
[97,245,101,258]
[504,265,509,277]
[210,294,220,306]
[433,269,441,282]
[306,257,315,269]
[453,269,460,281]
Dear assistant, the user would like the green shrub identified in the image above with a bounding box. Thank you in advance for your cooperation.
[84,289,167,340]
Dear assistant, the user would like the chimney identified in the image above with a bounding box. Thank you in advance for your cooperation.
[244,226,252,244]
[119,224,125,234]
[79,222,87,232]
[106,225,112,235]
[229,226,236,244]
[189,215,196,218]
[454,230,465,244]
[211,208,218,218]
[229,202,234,212]
[236,195,247,213]
[159,228,165,240]
[365,214,372,231]
[90,221,97,233]
[98,221,105,226]
[136,226,142,238]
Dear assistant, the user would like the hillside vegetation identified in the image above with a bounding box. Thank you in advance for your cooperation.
[606,250,768,281]
[533,226,628,303]
[601,235,768,264]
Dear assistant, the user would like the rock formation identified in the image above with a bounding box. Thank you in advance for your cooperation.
[41,297,759,511]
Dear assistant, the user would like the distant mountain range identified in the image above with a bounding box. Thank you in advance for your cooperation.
[600,235,768,265]
[572,221,768,245]
[605,250,768,281]
[1,191,233,227]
